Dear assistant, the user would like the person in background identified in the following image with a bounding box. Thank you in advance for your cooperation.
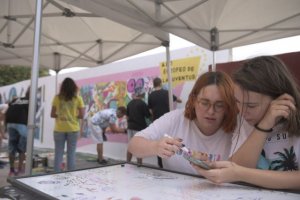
[128,71,243,174]
[51,77,85,172]
[126,87,151,165]
[116,109,128,130]
[5,88,30,176]
[194,56,300,190]
[88,106,127,164]
[148,77,182,168]
[0,97,9,146]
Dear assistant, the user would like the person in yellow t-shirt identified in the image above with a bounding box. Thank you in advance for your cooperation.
[51,77,85,172]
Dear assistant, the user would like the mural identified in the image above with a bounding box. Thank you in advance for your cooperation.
[0,85,45,142]
[79,76,156,143]
[77,56,201,145]
[0,55,203,150]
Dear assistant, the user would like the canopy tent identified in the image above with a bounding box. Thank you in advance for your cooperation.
[61,0,300,116]
[62,0,300,68]
[0,0,168,70]
[0,0,171,175]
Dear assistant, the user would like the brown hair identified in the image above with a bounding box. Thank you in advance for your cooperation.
[233,56,300,136]
[117,106,126,115]
[185,71,238,133]
[153,77,162,88]
[59,77,78,101]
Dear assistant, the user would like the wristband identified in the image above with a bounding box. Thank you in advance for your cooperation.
[254,123,273,133]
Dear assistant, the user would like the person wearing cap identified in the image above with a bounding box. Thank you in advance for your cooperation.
[126,87,151,165]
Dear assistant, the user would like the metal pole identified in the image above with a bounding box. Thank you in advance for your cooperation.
[25,0,43,176]
[165,43,173,111]
[212,51,216,71]
[210,27,219,71]
[155,1,173,110]
[54,52,61,94]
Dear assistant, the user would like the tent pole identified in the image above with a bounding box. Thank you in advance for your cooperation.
[210,27,219,71]
[212,51,216,71]
[54,52,61,94]
[155,2,173,110]
[164,41,173,111]
[25,0,43,176]
[6,0,11,44]
[55,70,60,94]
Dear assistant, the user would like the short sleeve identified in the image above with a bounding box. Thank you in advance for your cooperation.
[77,95,85,108]
[52,95,59,107]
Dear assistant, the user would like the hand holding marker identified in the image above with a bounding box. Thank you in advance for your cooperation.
[164,134,211,170]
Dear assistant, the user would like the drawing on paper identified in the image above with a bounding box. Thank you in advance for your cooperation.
[12,164,300,200]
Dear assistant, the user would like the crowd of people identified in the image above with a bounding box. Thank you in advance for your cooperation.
[1,55,299,190]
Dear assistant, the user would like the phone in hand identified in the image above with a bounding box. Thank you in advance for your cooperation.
[180,147,211,170]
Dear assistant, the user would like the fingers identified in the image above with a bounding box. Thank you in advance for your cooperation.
[157,137,182,158]
[278,93,295,105]
[261,94,296,127]
[210,160,232,168]
[277,94,296,110]
[268,99,295,120]
[272,98,296,111]
[192,163,208,174]
[160,143,179,158]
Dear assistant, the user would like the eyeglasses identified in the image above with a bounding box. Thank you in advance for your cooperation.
[197,99,225,113]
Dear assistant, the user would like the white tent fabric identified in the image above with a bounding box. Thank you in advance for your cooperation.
[0,0,170,175]
[62,0,300,51]
[0,0,168,71]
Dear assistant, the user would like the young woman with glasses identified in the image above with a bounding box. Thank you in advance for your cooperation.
[194,56,300,190]
[128,71,248,174]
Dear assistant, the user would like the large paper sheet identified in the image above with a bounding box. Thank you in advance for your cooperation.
[11,164,299,200]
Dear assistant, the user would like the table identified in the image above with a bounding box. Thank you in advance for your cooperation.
[7,163,300,200]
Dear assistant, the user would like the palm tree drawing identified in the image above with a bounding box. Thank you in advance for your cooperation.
[269,146,298,171]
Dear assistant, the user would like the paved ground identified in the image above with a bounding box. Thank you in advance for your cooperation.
[0,141,124,199]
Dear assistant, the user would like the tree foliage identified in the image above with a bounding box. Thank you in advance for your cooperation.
[0,65,49,87]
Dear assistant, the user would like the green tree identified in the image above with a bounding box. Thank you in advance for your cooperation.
[0,65,49,87]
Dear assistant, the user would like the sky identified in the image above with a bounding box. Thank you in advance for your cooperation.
[52,34,300,75]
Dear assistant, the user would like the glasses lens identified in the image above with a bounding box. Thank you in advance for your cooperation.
[198,100,224,112]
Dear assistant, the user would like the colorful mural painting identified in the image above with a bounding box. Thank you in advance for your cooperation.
[78,56,200,116]
[77,56,200,144]
[0,53,204,154]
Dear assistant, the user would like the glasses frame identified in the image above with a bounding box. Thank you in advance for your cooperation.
[196,99,226,113]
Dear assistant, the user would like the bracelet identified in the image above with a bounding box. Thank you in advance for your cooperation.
[254,123,273,133]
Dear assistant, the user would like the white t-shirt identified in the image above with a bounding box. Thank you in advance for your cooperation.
[241,123,300,170]
[135,109,246,174]
[91,108,117,129]
[232,120,300,171]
